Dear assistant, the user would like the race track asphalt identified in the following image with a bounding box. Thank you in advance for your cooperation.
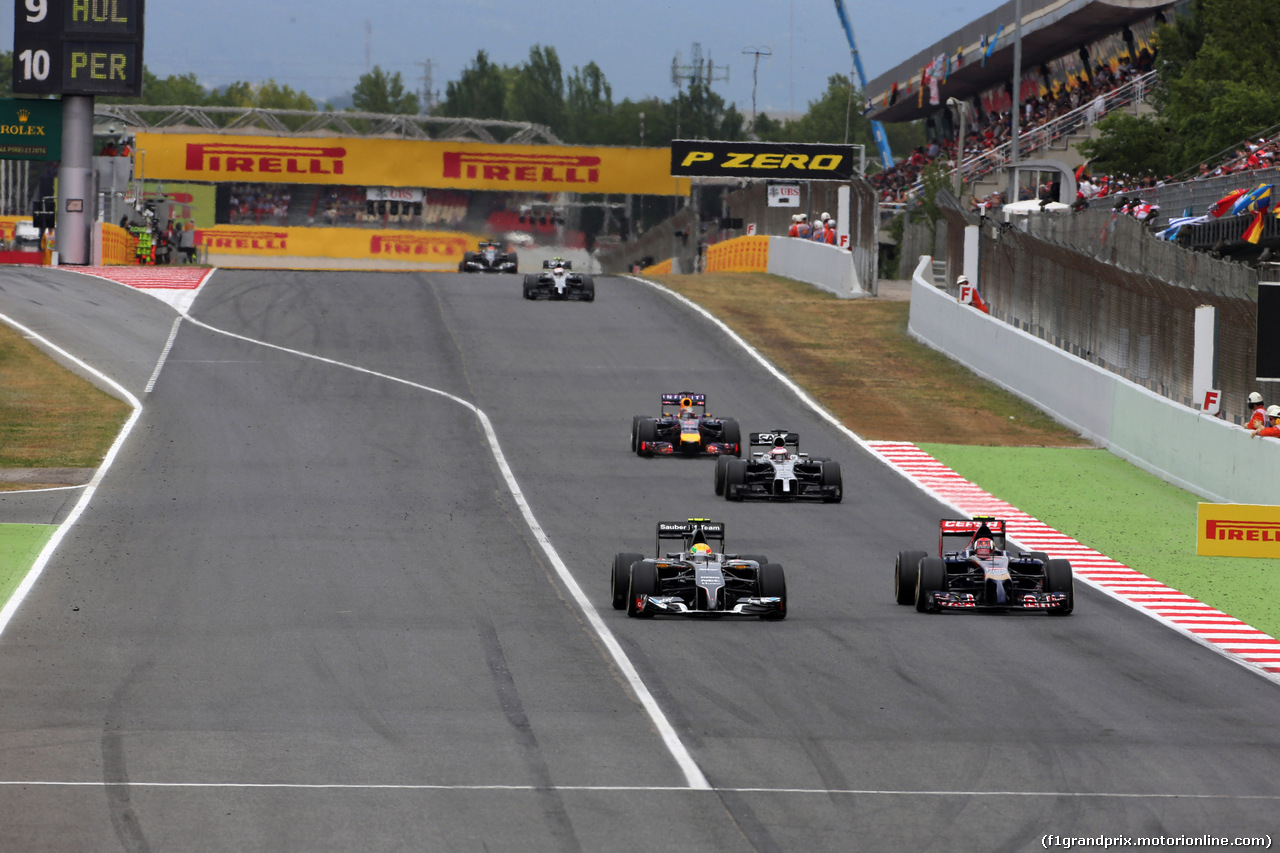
[0,267,1276,852]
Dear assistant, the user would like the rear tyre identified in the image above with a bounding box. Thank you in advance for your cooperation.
[714,454,730,495]
[626,561,658,618]
[724,458,747,501]
[757,563,787,620]
[895,550,927,605]
[522,275,536,299]
[915,556,946,613]
[820,460,843,503]
[1045,558,1074,615]
[636,419,657,457]
[508,252,518,272]
[721,419,742,456]
[612,552,643,610]
[582,277,595,302]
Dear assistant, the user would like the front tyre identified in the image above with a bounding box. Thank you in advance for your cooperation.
[1045,558,1074,615]
[895,550,927,605]
[915,556,946,613]
[636,419,657,457]
[714,454,730,495]
[612,552,643,610]
[820,460,843,503]
[627,561,658,618]
[757,562,787,620]
[724,458,747,501]
[582,277,595,302]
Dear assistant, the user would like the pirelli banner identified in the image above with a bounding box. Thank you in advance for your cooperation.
[195,225,474,268]
[670,140,857,181]
[1197,503,1280,557]
[136,132,691,195]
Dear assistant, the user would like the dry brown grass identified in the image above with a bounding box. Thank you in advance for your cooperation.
[0,320,130,482]
[650,272,1090,447]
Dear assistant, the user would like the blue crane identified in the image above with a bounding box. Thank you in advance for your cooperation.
[833,0,895,168]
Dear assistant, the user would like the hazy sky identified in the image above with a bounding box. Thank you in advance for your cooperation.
[3,0,1001,116]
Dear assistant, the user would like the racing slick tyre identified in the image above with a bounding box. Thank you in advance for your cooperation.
[724,458,747,501]
[714,454,731,495]
[915,556,946,613]
[1044,558,1074,616]
[582,277,595,302]
[522,275,537,299]
[612,552,643,610]
[757,562,787,620]
[626,561,658,618]
[636,419,657,457]
[820,460,843,503]
[631,415,645,453]
[895,550,928,605]
[721,419,742,456]
[509,252,518,273]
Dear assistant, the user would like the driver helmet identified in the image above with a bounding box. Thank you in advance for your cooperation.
[974,537,994,559]
[680,407,697,420]
[770,445,790,460]
[1249,391,1264,406]
[690,543,712,558]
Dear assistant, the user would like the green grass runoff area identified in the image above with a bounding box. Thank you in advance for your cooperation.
[924,444,1280,638]
[0,525,54,606]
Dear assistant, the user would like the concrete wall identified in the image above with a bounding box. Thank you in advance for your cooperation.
[908,256,1280,505]
[768,237,864,298]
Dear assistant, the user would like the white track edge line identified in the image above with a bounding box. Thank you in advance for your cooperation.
[0,780,1274,800]
[145,316,184,393]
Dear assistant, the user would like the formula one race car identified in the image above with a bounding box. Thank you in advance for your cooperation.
[631,393,742,457]
[610,518,786,619]
[459,241,519,273]
[894,516,1074,615]
[522,258,594,301]
[715,431,842,502]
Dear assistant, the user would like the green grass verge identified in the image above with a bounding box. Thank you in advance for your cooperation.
[0,524,55,605]
[922,444,1280,638]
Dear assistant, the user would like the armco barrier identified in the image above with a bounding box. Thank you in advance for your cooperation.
[705,236,769,273]
[908,256,1280,505]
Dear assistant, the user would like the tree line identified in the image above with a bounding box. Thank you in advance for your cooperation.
[0,46,922,158]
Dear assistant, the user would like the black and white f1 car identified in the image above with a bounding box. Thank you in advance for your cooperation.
[611,518,786,619]
[522,258,594,301]
[631,393,742,457]
[459,241,518,273]
[715,431,842,502]
[894,516,1074,615]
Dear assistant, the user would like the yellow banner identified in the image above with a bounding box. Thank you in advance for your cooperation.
[1197,503,1280,557]
[195,224,475,266]
[136,132,690,196]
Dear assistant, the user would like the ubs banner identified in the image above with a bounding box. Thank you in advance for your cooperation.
[136,132,691,196]
[1197,503,1280,557]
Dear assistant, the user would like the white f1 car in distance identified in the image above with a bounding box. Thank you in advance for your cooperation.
[523,258,595,301]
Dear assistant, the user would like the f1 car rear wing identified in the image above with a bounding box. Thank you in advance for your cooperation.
[749,431,800,450]
[661,393,706,415]
[656,517,725,555]
[939,516,1006,555]
[542,259,572,269]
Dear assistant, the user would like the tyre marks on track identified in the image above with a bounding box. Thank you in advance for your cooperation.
[869,441,1280,683]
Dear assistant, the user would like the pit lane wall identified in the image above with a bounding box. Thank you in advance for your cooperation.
[908,256,1280,505]
[694,235,864,297]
